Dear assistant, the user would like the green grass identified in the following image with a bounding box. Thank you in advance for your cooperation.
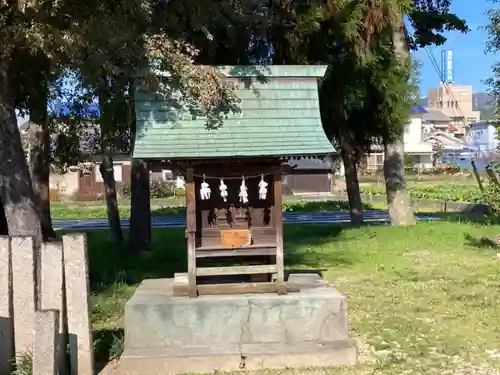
[360,184,484,203]
[357,172,479,185]
[82,218,500,374]
[51,199,374,219]
[50,183,488,220]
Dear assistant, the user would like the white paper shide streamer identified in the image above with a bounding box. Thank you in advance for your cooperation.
[258,174,268,200]
[239,176,248,203]
[200,174,211,200]
[219,178,228,202]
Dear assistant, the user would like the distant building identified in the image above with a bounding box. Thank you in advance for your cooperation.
[427,85,481,134]
[404,106,433,169]
[421,108,457,134]
[422,131,465,152]
[360,106,433,172]
[467,121,499,153]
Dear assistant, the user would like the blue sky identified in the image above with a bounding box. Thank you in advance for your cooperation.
[414,0,496,96]
[15,1,496,125]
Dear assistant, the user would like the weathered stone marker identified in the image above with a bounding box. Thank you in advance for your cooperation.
[0,237,13,375]
[63,234,94,375]
[11,236,37,363]
[33,310,60,375]
[40,242,67,374]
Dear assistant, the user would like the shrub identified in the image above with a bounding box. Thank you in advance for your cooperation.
[120,181,184,199]
[481,185,500,215]
[440,163,462,174]
[120,184,131,199]
[174,187,186,197]
[11,352,32,375]
[150,180,176,199]
[49,188,60,202]
[481,164,500,215]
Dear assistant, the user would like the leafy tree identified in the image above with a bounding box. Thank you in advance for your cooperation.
[382,0,467,225]
[184,0,465,227]
[224,0,465,226]
[315,0,466,226]
[0,0,242,243]
[486,0,500,118]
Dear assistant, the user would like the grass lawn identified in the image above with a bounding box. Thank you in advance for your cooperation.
[357,173,478,185]
[50,183,486,220]
[51,199,376,219]
[84,218,500,374]
[49,197,471,220]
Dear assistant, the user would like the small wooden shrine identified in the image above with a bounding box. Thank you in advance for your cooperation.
[133,65,335,298]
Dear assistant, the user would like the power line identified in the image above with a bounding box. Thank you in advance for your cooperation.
[422,47,485,159]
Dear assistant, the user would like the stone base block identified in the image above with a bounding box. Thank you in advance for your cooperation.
[103,274,357,375]
[101,340,357,375]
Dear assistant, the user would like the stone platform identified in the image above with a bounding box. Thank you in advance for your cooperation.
[101,274,356,375]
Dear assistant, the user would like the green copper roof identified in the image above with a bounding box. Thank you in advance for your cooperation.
[133,65,335,160]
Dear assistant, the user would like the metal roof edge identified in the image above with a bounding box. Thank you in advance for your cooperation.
[148,66,328,79]
[217,65,327,78]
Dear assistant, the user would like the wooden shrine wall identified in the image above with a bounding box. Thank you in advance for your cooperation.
[193,167,277,249]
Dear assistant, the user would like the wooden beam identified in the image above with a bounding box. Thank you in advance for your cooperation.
[286,169,331,175]
[186,167,197,298]
[173,282,301,297]
[273,169,286,295]
[196,243,277,251]
[196,246,276,258]
[196,265,277,277]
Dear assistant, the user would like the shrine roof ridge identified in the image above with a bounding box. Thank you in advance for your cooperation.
[151,65,328,79]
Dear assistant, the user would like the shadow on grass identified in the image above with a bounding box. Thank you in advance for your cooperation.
[85,223,358,292]
[423,211,499,225]
[85,228,187,294]
[85,219,391,293]
[284,224,348,268]
[464,233,500,249]
[82,220,382,363]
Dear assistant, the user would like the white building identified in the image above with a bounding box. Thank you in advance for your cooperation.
[403,108,434,169]
[361,106,434,171]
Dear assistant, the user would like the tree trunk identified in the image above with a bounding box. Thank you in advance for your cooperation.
[0,57,42,240]
[339,137,363,225]
[128,78,151,252]
[382,10,415,226]
[383,139,416,226]
[28,81,57,241]
[99,156,123,244]
[0,197,8,235]
[129,159,151,252]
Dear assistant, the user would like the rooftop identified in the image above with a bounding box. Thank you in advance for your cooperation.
[422,108,451,122]
[133,65,335,160]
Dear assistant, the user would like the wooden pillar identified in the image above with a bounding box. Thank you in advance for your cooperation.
[186,168,198,298]
[273,168,287,295]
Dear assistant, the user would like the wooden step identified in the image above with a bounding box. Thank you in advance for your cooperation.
[195,244,276,258]
[196,264,277,277]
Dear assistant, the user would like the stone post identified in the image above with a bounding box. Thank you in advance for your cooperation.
[11,236,36,362]
[33,310,59,375]
[0,236,13,375]
[62,234,94,375]
[40,242,67,374]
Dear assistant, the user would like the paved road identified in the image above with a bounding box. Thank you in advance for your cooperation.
[53,210,440,230]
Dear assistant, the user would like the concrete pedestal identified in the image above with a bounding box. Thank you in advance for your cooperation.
[101,274,357,375]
